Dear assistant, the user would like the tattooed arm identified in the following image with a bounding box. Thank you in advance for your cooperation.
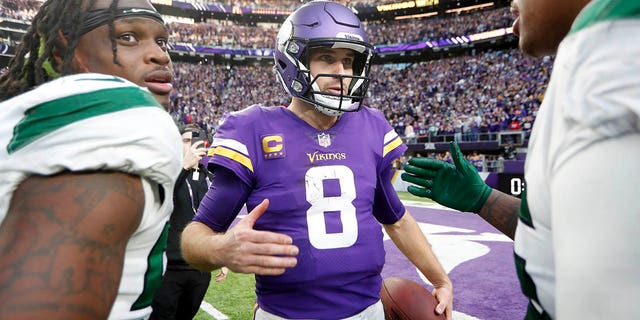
[477,189,521,240]
[0,171,144,320]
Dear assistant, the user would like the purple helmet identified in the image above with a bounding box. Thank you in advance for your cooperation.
[274,1,374,116]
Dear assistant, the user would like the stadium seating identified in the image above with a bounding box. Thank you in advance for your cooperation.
[1,0,553,163]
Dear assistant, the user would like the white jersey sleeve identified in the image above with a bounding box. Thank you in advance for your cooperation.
[550,18,640,320]
[522,5,640,319]
[0,73,182,319]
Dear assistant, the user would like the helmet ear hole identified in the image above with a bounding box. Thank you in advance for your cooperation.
[277,59,287,71]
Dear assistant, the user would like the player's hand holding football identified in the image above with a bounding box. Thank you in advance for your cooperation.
[401,142,492,213]
[434,281,453,320]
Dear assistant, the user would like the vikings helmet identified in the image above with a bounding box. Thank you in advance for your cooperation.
[274,1,374,116]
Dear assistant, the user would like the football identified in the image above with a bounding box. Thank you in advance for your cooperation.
[380,277,445,320]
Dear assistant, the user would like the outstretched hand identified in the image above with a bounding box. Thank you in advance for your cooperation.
[220,199,299,275]
[401,142,492,213]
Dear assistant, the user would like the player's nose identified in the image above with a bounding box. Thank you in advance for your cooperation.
[146,44,170,66]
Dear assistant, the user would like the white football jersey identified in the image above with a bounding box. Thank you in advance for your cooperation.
[0,73,182,319]
[517,1,640,318]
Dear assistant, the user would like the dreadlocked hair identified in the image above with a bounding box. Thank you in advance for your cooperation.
[0,0,121,102]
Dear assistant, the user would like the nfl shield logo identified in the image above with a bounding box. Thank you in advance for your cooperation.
[317,133,331,148]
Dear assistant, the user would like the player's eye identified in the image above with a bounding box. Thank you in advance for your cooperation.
[319,54,335,63]
[156,38,168,51]
[118,33,138,44]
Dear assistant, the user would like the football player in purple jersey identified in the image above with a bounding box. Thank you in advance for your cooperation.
[181,1,453,319]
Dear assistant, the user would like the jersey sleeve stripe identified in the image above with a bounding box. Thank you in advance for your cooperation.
[383,136,403,157]
[211,146,254,172]
[383,129,399,144]
[211,137,250,156]
[8,86,160,153]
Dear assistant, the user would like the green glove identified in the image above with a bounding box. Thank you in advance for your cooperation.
[401,142,492,213]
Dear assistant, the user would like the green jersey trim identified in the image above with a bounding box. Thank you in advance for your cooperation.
[516,189,553,319]
[570,0,640,35]
[8,86,161,153]
[131,222,170,311]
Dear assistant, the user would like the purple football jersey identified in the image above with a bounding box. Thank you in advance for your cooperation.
[207,105,407,319]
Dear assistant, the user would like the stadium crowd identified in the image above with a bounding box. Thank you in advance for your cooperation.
[3,1,513,48]
[367,7,512,45]
[170,48,552,145]
[168,21,279,49]
[190,0,380,10]
[2,0,550,146]
[1,0,447,20]
[167,7,512,49]
[0,0,40,20]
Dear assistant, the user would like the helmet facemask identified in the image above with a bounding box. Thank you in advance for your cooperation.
[302,42,372,116]
[274,1,374,116]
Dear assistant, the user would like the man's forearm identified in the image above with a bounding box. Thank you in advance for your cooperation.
[385,211,450,287]
[477,189,520,239]
[180,221,225,271]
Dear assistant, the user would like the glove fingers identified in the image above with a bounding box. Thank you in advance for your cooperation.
[450,141,471,174]
[401,173,431,188]
[403,165,438,180]
[408,157,445,171]
[407,185,433,199]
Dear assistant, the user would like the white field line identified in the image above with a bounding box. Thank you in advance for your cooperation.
[200,301,230,320]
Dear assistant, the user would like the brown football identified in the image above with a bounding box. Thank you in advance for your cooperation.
[380,277,445,320]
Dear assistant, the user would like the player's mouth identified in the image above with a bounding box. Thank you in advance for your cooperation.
[144,70,174,95]
[325,85,345,95]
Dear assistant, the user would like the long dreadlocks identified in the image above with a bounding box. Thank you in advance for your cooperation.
[0,0,122,101]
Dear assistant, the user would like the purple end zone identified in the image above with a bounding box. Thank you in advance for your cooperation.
[382,206,528,320]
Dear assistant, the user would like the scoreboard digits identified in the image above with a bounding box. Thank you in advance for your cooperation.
[498,173,525,198]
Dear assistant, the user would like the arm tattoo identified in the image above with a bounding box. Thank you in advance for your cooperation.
[0,171,144,319]
[477,190,520,240]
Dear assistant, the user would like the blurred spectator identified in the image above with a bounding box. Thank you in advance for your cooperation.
[0,0,40,20]
[468,151,483,171]
[165,7,512,49]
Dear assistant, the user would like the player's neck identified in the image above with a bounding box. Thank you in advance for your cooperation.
[289,98,338,131]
